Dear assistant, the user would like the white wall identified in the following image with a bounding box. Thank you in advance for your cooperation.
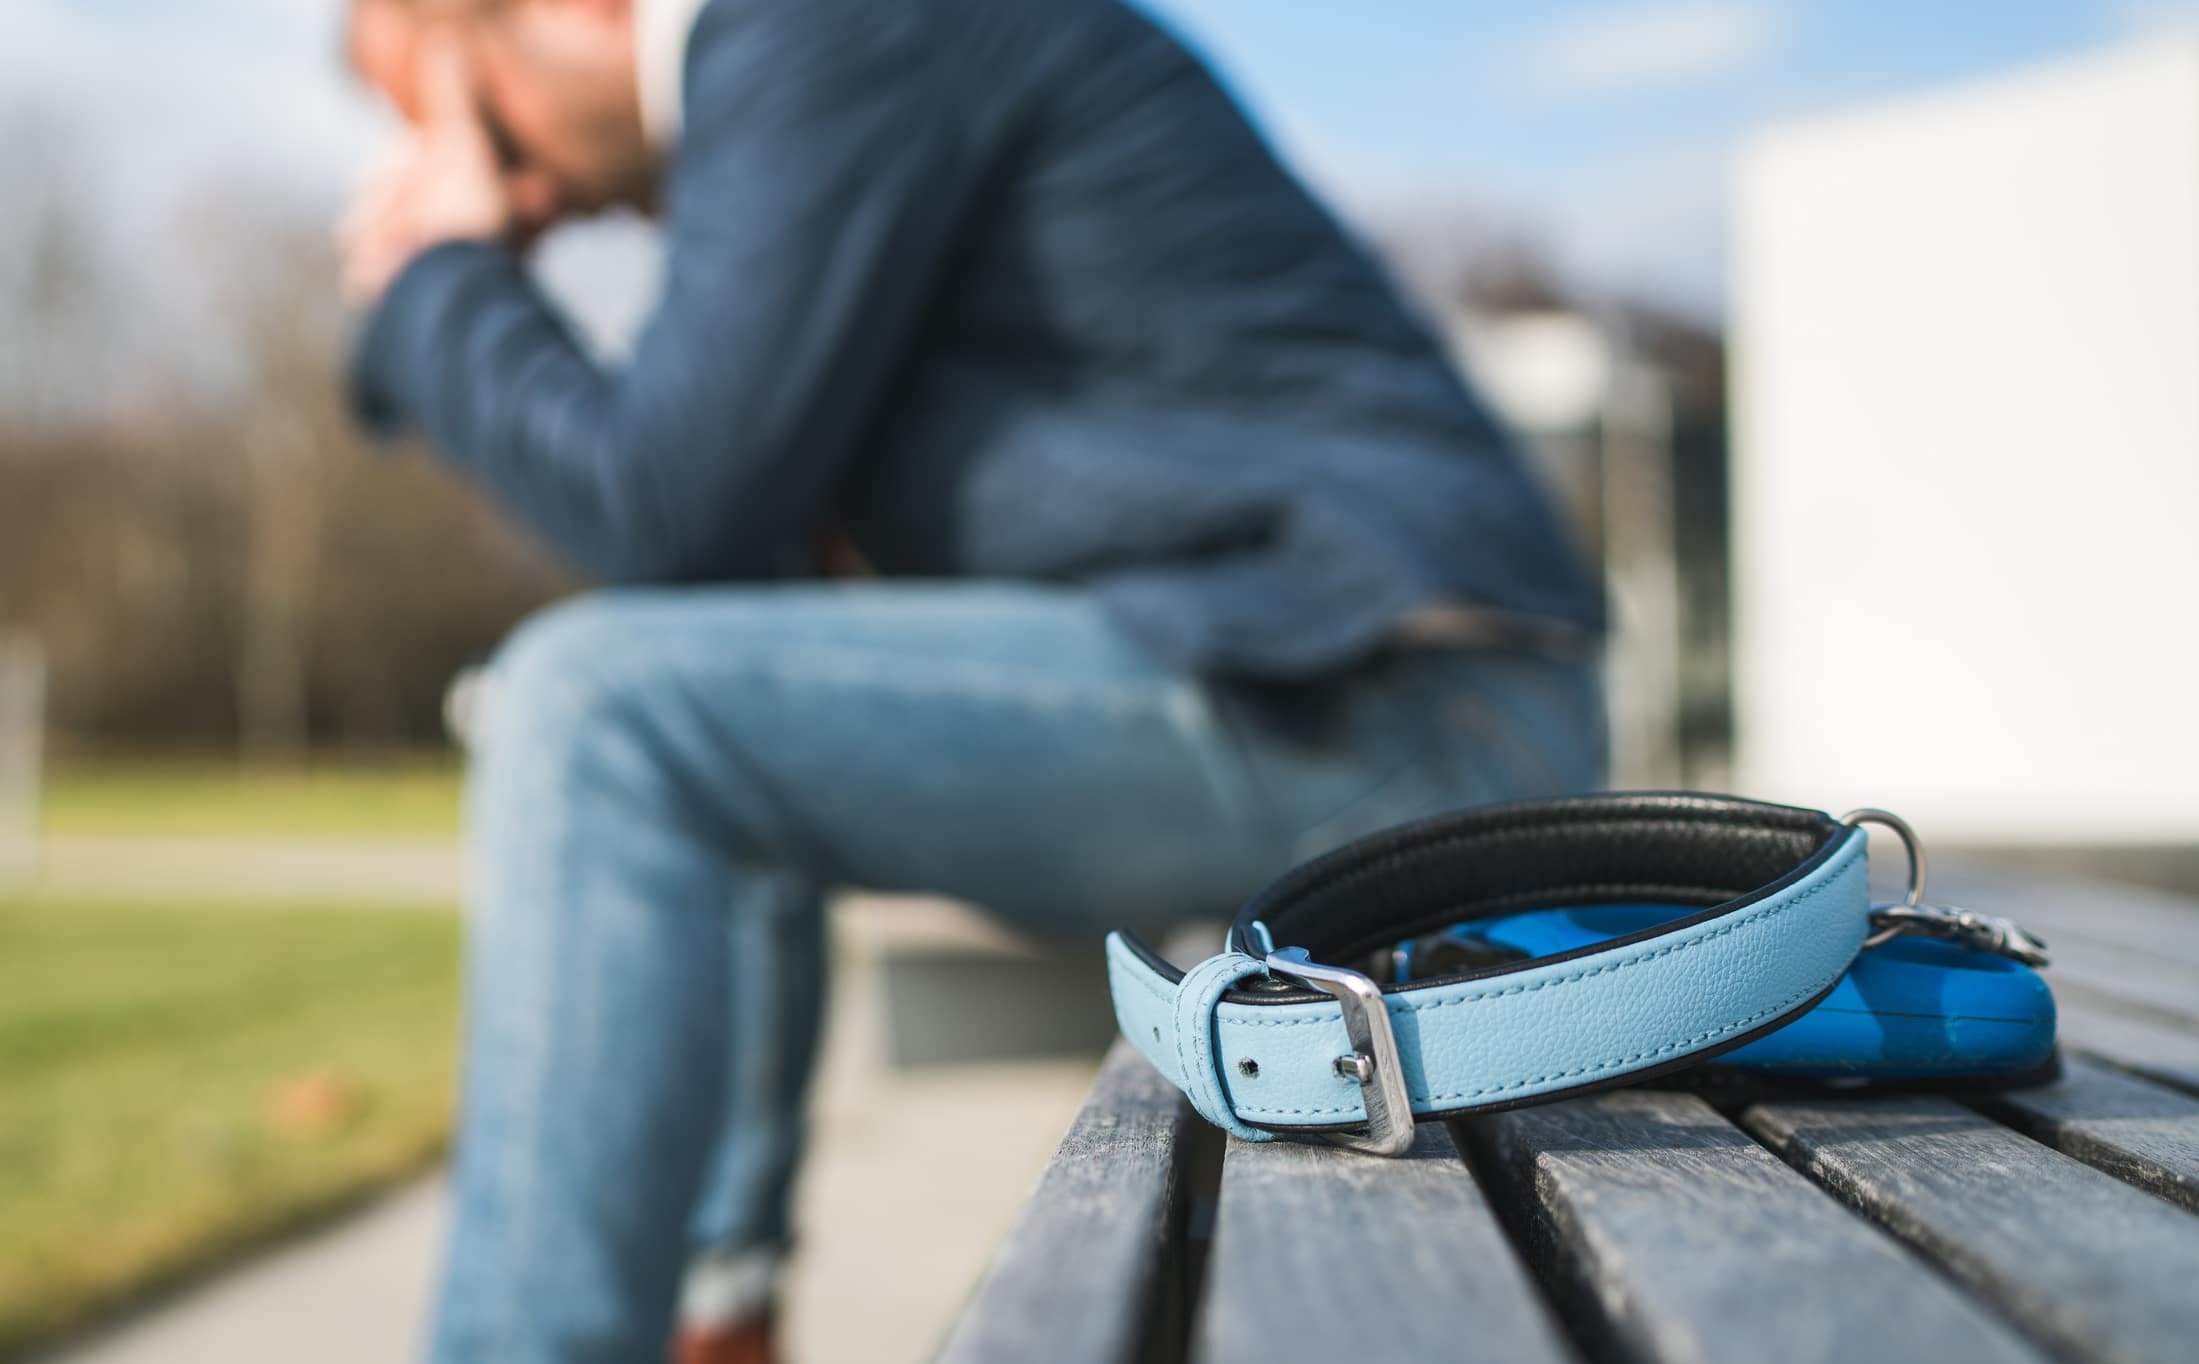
[1732,40,2199,842]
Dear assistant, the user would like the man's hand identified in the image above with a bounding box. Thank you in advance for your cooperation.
[341,39,512,307]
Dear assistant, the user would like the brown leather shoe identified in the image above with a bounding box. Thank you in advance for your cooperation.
[672,1315,777,1364]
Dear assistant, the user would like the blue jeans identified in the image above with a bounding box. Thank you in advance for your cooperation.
[427,581,1606,1362]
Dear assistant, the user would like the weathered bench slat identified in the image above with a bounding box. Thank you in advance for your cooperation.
[1742,1095,2199,1364]
[949,877,2199,1362]
[2019,940,2199,1031]
[934,1038,1203,1364]
[1940,872,2199,969]
[1970,1057,2199,1214]
[1460,1090,2042,1364]
[1950,880,2199,1055]
[1191,1123,1570,1364]
[2056,995,2199,1095]
[1934,870,2199,1095]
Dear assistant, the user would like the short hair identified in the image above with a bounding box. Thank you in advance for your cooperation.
[351,0,504,19]
[344,0,502,79]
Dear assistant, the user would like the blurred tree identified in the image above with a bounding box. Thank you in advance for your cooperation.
[186,192,336,762]
[0,119,133,434]
[0,163,572,756]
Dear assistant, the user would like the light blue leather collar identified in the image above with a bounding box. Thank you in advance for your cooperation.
[1107,793,1871,1151]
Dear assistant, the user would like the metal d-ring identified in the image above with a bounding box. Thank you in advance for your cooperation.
[1840,806,1927,913]
[1842,806,1933,950]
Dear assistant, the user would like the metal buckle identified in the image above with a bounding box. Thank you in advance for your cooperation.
[1840,807,2051,967]
[1262,946,1417,1156]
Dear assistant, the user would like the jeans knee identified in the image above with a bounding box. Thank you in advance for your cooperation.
[477,595,653,773]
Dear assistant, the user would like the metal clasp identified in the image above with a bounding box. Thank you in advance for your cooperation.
[1840,807,2051,967]
[1860,902,2051,965]
[1262,946,1417,1156]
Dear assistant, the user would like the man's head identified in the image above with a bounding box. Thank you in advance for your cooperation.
[348,0,658,222]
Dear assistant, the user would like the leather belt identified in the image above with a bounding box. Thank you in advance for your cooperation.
[1106,792,1873,1154]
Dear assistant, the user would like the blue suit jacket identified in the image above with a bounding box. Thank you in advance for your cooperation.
[354,0,1607,677]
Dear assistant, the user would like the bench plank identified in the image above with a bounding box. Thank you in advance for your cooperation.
[934,1038,1203,1364]
[1935,867,2199,1095]
[2056,995,2199,1095]
[1970,1057,2199,1214]
[2022,940,2199,1032]
[1192,1123,1570,1364]
[1742,1095,2199,1364]
[1460,1090,2041,1364]
[1938,870,2199,969]
[948,877,2199,1362]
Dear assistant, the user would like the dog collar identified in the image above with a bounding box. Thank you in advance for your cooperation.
[1106,792,1874,1154]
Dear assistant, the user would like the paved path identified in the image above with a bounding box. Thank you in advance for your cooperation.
[26,837,466,904]
[41,901,1099,1364]
[39,1181,447,1364]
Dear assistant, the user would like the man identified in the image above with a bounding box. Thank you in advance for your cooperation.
[342,1,1610,1360]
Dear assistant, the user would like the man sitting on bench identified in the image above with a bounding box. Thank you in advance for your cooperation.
[341,0,1610,1360]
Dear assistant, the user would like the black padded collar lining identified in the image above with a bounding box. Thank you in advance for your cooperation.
[1121,792,1850,1006]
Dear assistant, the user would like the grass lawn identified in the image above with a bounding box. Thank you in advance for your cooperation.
[0,893,461,1358]
[37,755,464,840]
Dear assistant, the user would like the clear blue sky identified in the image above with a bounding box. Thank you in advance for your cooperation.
[3,0,2191,319]
[1140,0,2186,312]
[1151,1,2138,174]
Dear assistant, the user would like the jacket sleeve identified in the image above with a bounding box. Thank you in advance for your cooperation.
[351,3,975,583]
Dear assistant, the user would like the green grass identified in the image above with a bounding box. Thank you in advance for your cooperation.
[38,756,464,840]
[0,893,461,1358]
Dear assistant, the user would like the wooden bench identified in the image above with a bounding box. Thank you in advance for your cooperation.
[937,866,2199,1364]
